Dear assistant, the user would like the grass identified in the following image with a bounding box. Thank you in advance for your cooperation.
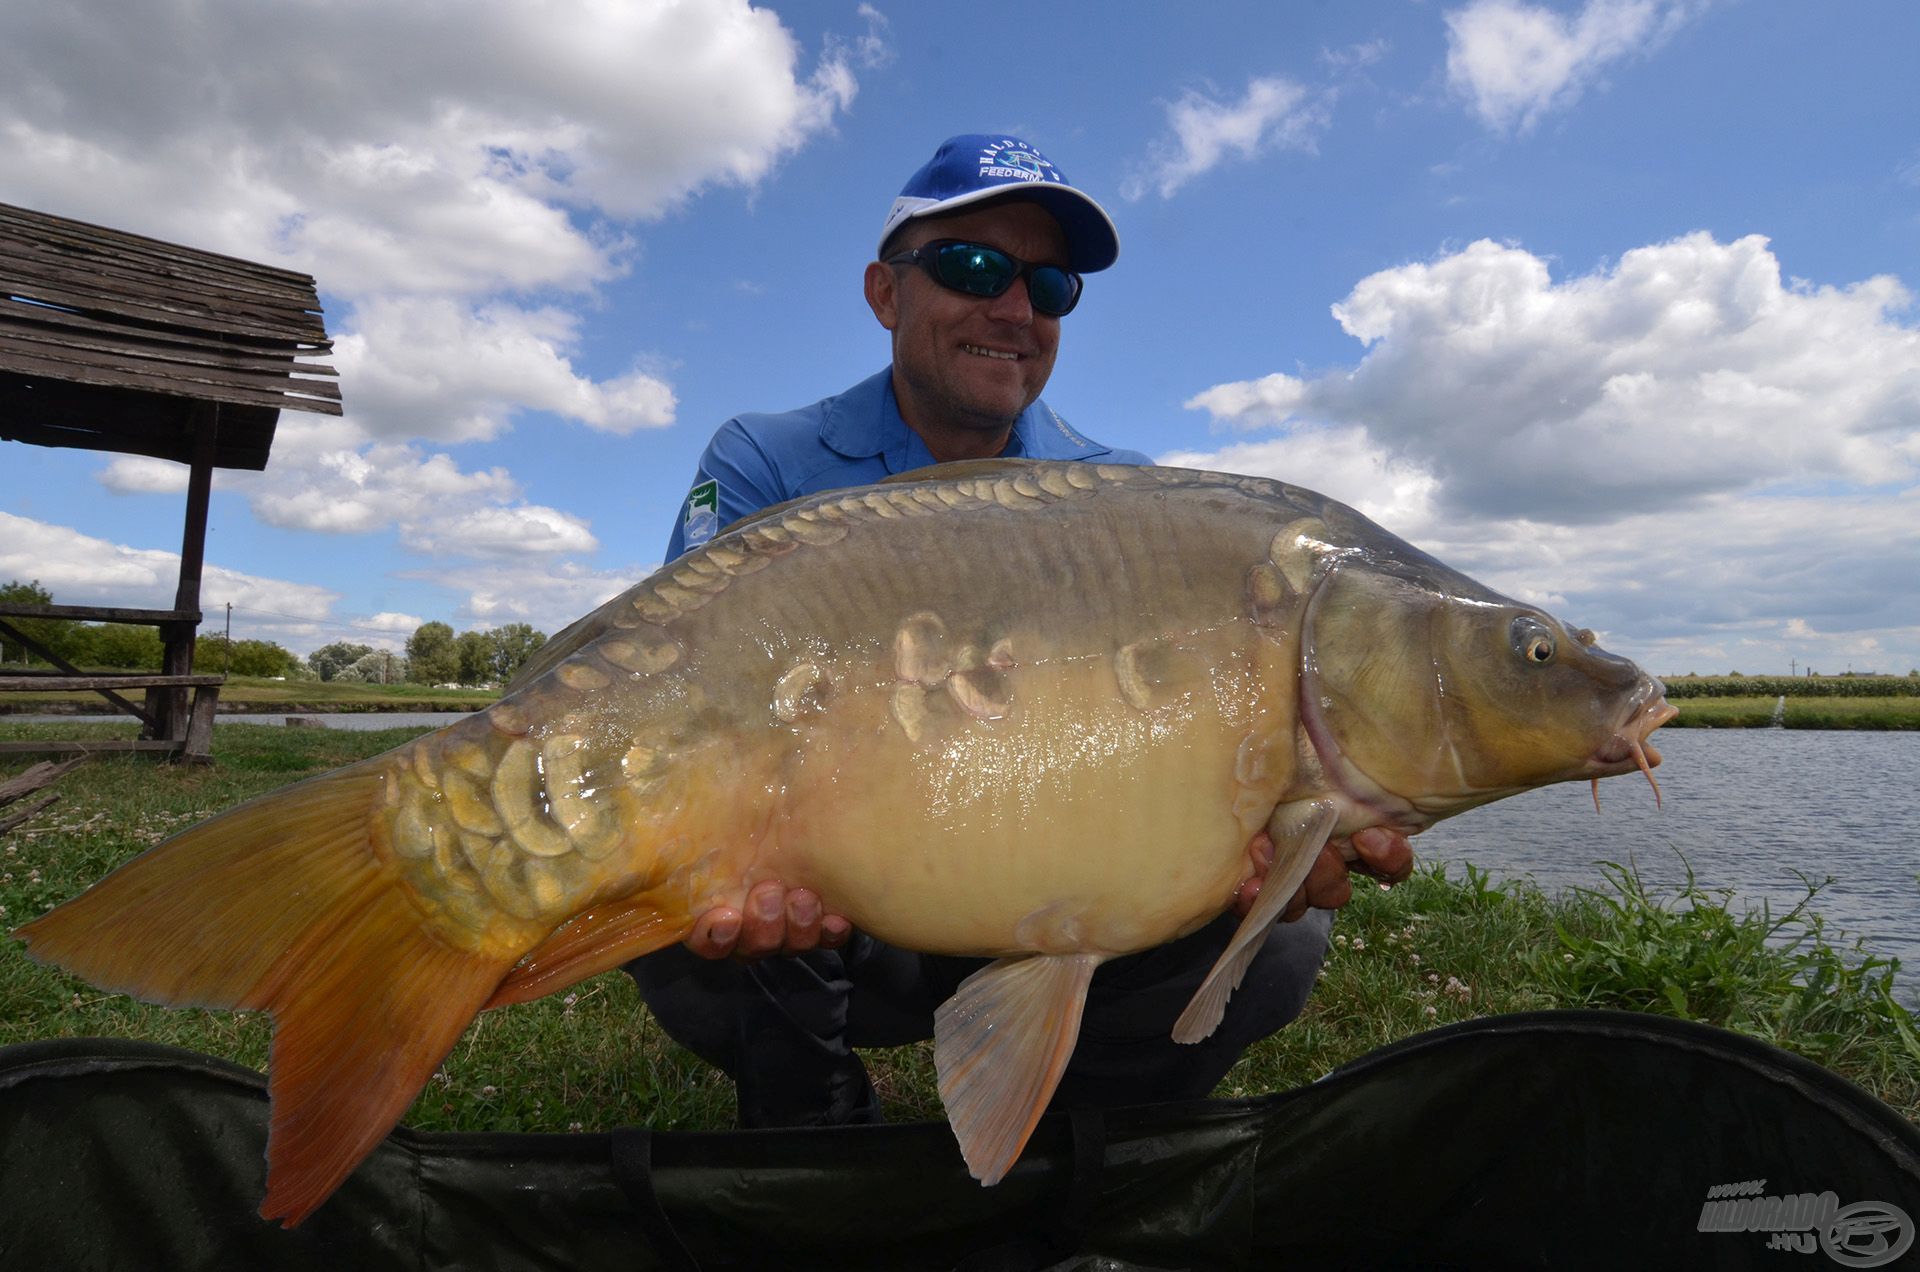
[1668,695,1920,729]
[3,722,1916,1136]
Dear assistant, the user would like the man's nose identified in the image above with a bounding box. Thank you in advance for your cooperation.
[982,275,1034,325]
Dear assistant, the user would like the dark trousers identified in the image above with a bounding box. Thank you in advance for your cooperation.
[626,909,1333,1127]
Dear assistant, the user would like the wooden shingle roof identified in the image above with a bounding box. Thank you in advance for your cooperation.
[0,201,339,471]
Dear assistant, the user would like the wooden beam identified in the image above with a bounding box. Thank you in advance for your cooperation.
[0,675,223,691]
[0,603,200,625]
[0,619,161,729]
[0,792,59,836]
[0,739,183,755]
[0,756,85,806]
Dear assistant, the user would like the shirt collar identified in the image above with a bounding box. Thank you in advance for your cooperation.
[819,365,1113,473]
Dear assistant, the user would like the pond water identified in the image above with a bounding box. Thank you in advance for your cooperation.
[1417,729,1920,994]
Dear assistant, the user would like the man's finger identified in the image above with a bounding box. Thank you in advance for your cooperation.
[782,888,824,956]
[734,881,789,959]
[1351,826,1416,883]
[1293,843,1352,916]
[686,907,742,960]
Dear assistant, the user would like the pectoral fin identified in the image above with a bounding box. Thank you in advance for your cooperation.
[934,952,1102,1186]
[1171,799,1338,1044]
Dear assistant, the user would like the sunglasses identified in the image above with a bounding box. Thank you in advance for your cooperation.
[884,240,1084,317]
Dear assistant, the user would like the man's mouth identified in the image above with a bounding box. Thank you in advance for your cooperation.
[963,344,1020,361]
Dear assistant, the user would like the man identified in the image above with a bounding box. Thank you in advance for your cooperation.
[633,134,1413,1129]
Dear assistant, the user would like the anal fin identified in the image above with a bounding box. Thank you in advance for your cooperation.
[934,952,1102,1186]
[484,898,692,1009]
[1171,799,1337,1044]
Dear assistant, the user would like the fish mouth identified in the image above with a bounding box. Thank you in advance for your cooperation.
[1586,681,1680,810]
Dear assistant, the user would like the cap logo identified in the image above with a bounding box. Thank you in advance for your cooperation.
[978,138,1059,184]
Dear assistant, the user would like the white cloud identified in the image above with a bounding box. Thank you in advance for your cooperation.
[1188,233,1920,522]
[1176,233,1920,674]
[333,298,676,443]
[99,420,598,560]
[361,612,426,635]
[406,506,600,560]
[0,510,340,625]
[1320,40,1389,72]
[1125,77,1330,200]
[1160,427,1440,533]
[406,560,653,638]
[1444,0,1703,133]
[0,0,878,571]
[0,2,871,293]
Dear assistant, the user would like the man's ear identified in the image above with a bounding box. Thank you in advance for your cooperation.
[864,260,899,331]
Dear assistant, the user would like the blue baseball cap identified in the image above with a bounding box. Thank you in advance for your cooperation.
[877,134,1120,273]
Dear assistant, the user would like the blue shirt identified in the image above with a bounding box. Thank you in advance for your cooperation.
[665,366,1152,558]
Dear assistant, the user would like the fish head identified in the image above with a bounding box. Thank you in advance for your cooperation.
[1299,560,1677,823]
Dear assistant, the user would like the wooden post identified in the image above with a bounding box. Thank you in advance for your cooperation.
[155,402,219,744]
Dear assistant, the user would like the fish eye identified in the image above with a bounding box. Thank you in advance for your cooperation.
[1511,616,1557,666]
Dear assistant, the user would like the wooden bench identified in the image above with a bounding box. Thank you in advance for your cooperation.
[0,670,223,761]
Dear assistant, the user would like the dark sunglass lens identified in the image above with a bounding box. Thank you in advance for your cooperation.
[1027,266,1080,316]
[933,242,1016,297]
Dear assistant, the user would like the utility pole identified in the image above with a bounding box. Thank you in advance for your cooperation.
[1790,657,1796,677]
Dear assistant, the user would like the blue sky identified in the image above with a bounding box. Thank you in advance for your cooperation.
[3,0,1916,675]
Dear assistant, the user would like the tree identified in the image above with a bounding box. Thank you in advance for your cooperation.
[487,623,548,683]
[67,622,164,670]
[309,641,375,682]
[335,649,398,684]
[455,629,494,686]
[0,579,77,666]
[196,634,301,678]
[405,621,460,686]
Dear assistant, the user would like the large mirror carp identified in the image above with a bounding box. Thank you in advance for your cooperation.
[16,459,1675,1225]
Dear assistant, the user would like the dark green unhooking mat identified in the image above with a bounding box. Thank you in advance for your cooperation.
[2,1011,1916,1271]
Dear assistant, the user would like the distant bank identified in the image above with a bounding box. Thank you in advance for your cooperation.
[1662,674,1920,729]
[3,674,1917,728]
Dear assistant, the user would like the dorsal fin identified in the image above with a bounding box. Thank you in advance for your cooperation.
[717,459,1047,537]
[881,457,1047,485]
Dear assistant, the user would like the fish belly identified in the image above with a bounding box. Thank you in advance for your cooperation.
[769,656,1282,958]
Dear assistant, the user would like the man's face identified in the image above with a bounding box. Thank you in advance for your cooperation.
[866,200,1069,441]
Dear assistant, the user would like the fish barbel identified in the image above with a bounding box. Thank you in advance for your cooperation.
[14,460,1675,1225]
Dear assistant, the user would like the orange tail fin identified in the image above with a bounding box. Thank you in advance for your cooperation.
[14,757,519,1227]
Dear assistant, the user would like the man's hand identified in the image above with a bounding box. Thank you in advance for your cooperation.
[1231,826,1416,923]
[684,880,854,961]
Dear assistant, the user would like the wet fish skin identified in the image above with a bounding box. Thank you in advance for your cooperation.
[13,460,1674,1223]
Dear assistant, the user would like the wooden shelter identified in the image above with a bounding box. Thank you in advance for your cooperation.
[0,202,340,760]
